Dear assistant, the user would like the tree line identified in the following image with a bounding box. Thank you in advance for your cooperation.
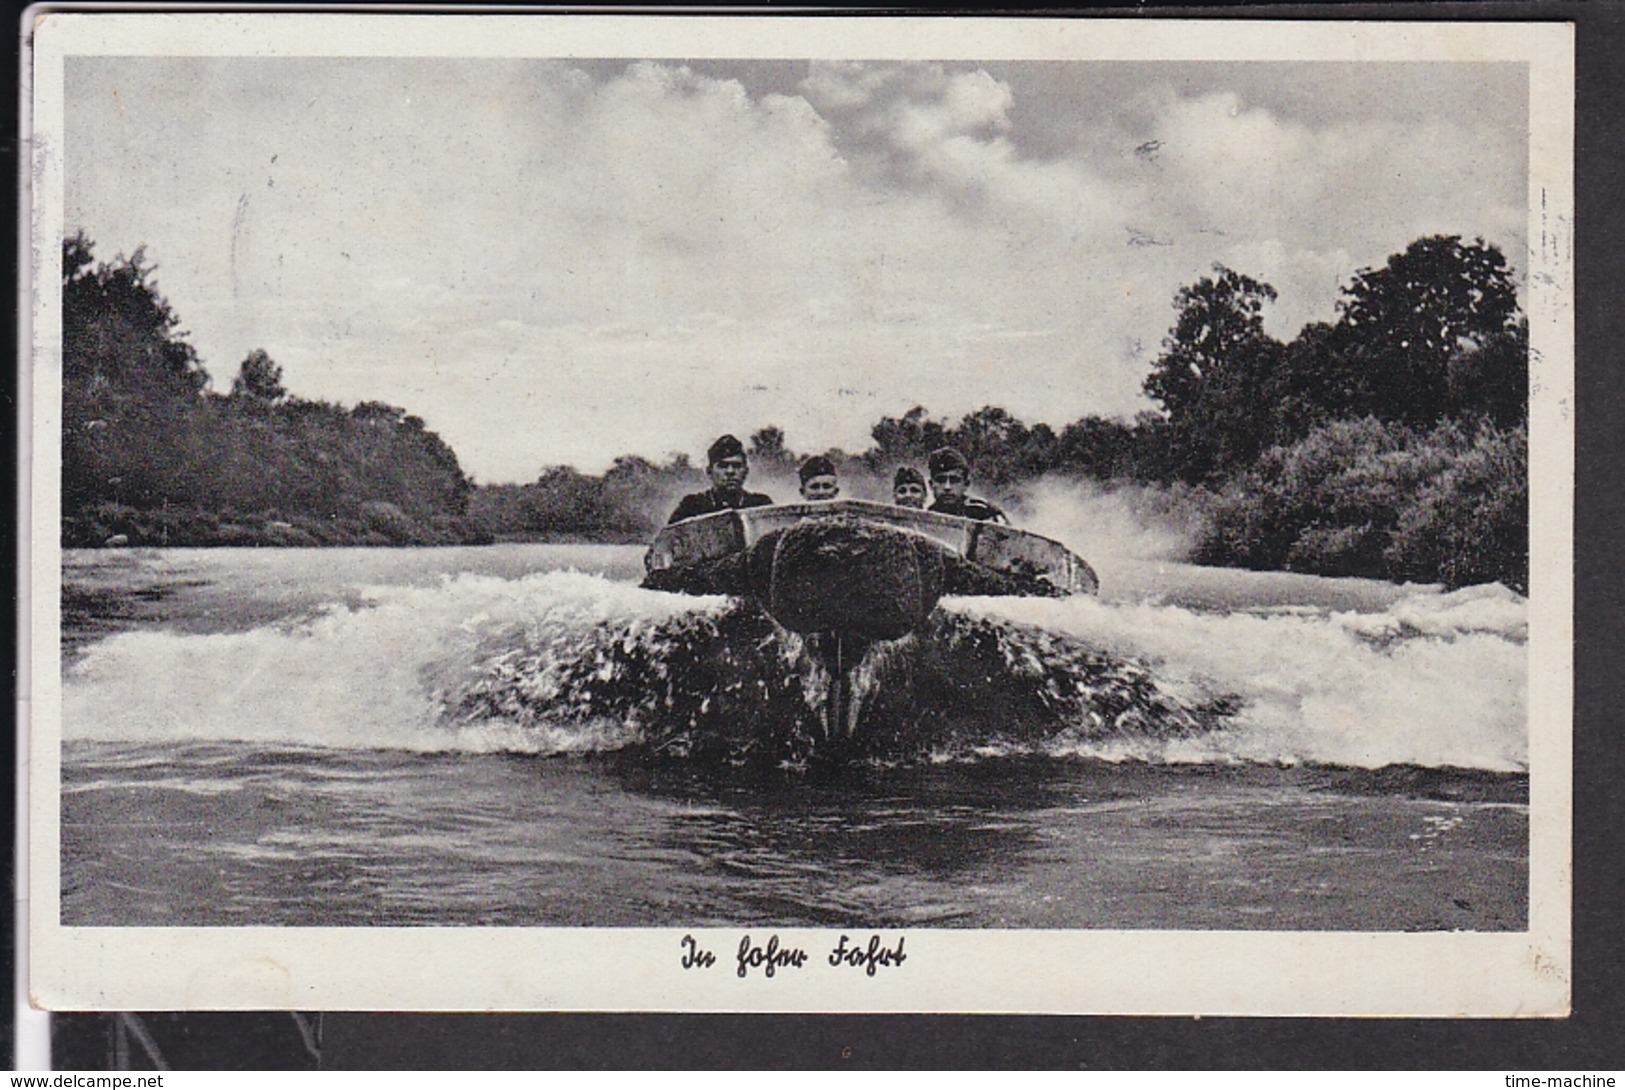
[478,235,1527,590]
[61,233,485,547]
[61,228,1527,591]
[1142,236,1526,591]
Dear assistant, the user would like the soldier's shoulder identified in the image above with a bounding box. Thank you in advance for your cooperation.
[667,492,714,522]
[741,492,774,508]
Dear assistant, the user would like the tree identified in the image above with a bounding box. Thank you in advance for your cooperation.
[351,400,408,426]
[62,232,210,398]
[1445,319,1528,429]
[1142,266,1283,483]
[951,406,1019,476]
[62,233,212,511]
[945,406,1058,485]
[1058,415,1144,481]
[868,406,949,468]
[64,232,94,282]
[1268,321,1361,445]
[749,426,788,460]
[1332,235,1520,426]
[61,233,479,541]
[230,349,287,404]
[748,425,797,474]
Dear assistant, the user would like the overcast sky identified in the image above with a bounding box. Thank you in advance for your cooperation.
[65,57,1527,482]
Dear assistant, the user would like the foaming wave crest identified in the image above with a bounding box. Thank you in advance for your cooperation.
[949,582,1528,771]
[62,568,1222,764]
[62,567,1525,771]
[62,572,725,754]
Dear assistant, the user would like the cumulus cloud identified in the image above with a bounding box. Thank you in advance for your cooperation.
[65,57,1526,481]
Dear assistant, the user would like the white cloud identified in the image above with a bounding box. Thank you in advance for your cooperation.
[65,58,1527,482]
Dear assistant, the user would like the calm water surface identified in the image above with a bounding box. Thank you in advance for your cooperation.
[59,545,1528,930]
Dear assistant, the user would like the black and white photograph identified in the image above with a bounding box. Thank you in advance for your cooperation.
[27,15,1572,1014]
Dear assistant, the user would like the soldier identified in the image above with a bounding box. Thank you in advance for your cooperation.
[798,455,840,501]
[666,434,774,523]
[926,447,1007,523]
[892,466,927,509]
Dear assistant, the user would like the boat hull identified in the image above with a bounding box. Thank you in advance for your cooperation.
[644,500,1097,637]
[643,501,1098,743]
[744,516,949,640]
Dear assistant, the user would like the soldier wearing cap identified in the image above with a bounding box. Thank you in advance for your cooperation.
[666,434,775,523]
[926,447,1006,523]
[892,466,927,509]
[798,455,840,501]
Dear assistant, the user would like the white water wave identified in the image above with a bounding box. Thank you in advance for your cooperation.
[62,571,723,754]
[950,582,1527,771]
[62,569,1526,770]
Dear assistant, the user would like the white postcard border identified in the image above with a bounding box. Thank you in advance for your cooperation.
[25,12,1575,1015]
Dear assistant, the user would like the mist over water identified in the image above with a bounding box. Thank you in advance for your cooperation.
[1013,478,1203,566]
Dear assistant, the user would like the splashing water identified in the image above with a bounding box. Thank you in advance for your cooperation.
[61,565,1525,771]
[57,549,1531,935]
[452,600,1224,765]
[1013,478,1202,563]
[950,582,1527,771]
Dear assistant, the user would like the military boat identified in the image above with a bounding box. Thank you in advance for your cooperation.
[643,500,1098,739]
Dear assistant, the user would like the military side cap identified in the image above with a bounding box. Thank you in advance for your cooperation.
[707,434,746,465]
[799,454,836,483]
[927,447,969,476]
[894,466,925,487]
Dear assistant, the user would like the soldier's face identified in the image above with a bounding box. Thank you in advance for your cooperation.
[932,469,968,503]
[709,456,748,493]
[800,474,839,501]
[893,482,927,508]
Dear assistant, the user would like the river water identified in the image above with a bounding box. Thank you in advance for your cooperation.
[58,543,1528,930]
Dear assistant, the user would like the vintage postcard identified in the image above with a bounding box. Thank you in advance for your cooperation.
[26,13,1572,1014]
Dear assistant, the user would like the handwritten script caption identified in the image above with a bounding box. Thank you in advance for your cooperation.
[680,933,907,978]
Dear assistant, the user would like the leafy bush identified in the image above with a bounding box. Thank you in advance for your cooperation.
[1385,425,1527,592]
[1196,418,1526,589]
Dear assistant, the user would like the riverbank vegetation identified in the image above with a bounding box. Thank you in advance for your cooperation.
[470,235,1528,591]
[61,234,487,548]
[61,230,1527,591]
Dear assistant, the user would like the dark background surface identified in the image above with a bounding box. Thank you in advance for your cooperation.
[23,0,1625,1071]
